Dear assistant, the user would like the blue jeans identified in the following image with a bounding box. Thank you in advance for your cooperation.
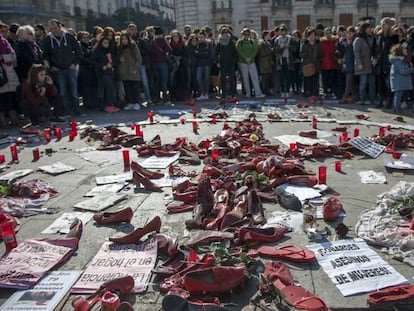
[140,65,151,102]
[358,73,376,103]
[196,65,211,96]
[55,68,79,115]
[393,90,403,112]
[152,62,168,100]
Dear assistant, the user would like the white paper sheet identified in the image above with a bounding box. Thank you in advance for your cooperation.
[358,170,387,184]
[42,212,94,234]
[38,162,76,175]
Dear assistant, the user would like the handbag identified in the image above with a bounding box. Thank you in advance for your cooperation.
[302,63,315,77]
[302,44,317,77]
[0,62,8,87]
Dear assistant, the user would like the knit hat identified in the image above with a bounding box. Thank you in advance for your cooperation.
[279,24,288,32]
[380,17,395,27]
[241,27,251,35]
[154,26,163,35]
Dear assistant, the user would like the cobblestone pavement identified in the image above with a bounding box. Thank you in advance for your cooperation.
[0,96,413,311]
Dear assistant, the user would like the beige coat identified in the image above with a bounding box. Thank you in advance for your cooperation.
[117,45,142,81]
[0,53,19,94]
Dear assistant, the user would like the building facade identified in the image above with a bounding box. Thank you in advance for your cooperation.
[0,0,174,30]
[175,0,414,35]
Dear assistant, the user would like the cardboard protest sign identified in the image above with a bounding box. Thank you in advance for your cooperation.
[307,238,408,296]
[72,237,157,294]
[0,239,77,289]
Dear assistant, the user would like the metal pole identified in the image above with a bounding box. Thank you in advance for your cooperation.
[127,0,130,23]
[366,0,369,19]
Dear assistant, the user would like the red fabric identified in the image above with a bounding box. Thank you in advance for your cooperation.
[320,37,338,70]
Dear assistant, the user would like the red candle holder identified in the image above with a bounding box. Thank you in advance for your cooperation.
[192,107,197,118]
[130,123,135,130]
[148,112,154,123]
[318,166,327,184]
[69,131,75,141]
[211,117,217,124]
[387,125,392,131]
[342,131,348,141]
[312,117,317,129]
[339,135,343,143]
[135,124,141,136]
[180,118,185,125]
[289,143,296,151]
[33,148,40,161]
[354,128,359,137]
[122,150,130,167]
[70,121,77,131]
[204,139,210,149]
[335,161,342,172]
[223,123,229,130]
[54,127,62,140]
[1,220,17,252]
[0,154,5,164]
[211,149,219,163]
[10,144,18,162]
[379,127,385,137]
[44,128,51,142]
[192,121,198,134]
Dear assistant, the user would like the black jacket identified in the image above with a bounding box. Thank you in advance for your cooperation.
[42,32,81,69]
[15,41,43,81]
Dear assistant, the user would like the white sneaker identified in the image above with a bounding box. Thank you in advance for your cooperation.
[124,103,135,110]
[132,103,141,111]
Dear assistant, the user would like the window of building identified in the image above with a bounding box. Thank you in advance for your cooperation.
[317,0,334,4]
[401,17,414,26]
[273,0,291,6]
[274,20,290,29]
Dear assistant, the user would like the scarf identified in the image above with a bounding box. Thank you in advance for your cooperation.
[218,35,231,46]
[26,40,39,58]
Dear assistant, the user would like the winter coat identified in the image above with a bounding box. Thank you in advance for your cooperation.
[389,56,414,92]
[214,36,238,68]
[340,40,355,73]
[320,35,339,70]
[42,32,81,69]
[149,37,171,63]
[274,35,294,70]
[0,36,19,94]
[300,39,323,74]
[194,41,214,67]
[20,80,57,108]
[236,38,257,63]
[90,47,116,77]
[78,42,97,87]
[117,45,142,81]
[256,39,274,74]
[353,35,375,75]
[15,40,43,81]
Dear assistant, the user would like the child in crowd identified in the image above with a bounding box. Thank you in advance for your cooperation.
[20,64,57,125]
[389,42,414,113]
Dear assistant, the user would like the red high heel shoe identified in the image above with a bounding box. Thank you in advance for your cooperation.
[72,276,135,311]
[132,171,162,192]
[109,216,161,245]
[131,161,164,179]
[93,207,133,225]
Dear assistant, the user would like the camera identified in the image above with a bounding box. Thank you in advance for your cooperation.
[34,83,45,94]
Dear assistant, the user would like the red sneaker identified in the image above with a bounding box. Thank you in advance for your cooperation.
[105,105,120,113]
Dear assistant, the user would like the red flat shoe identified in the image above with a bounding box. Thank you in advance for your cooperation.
[368,285,414,307]
[183,265,247,294]
[132,171,162,192]
[257,245,316,263]
[131,161,164,179]
[238,226,288,243]
[93,207,133,225]
[109,216,161,245]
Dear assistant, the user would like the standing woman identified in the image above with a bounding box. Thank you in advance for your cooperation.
[194,30,214,100]
[15,25,43,82]
[291,30,303,94]
[168,30,186,101]
[77,31,98,110]
[256,30,274,96]
[0,26,19,127]
[300,27,323,98]
[117,32,142,111]
[91,37,118,113]
[183,34,198,99]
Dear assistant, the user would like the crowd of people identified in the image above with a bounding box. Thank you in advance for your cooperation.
[0,16,414,127]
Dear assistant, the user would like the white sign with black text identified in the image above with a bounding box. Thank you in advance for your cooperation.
[307,238,408,296]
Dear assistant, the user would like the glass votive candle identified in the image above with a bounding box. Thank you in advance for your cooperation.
[335,161,342,172]
[122,150,130,167]
[148,111,154,123]
[289,143,297,151]
[54,127,62,140]
[379,127,385,137]
[211,149,219,162]
[192,107,197,118]
[69,131,75,141]
[318,166,327,184]
[44,128,51,142]
[135,124,141,136]
[0,154,5,164]
[10,144,18,162]
[180,118,185,125]
[33,148,40,161]
[354,128,359,137]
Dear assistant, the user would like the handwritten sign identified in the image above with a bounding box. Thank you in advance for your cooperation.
[0,239,77,289]
[72,237,157,294]
[307,238,408,296]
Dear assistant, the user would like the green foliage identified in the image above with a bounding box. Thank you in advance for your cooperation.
[209,241,257,267]
[0,183,12,197]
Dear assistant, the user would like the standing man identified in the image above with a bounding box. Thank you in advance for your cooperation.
[127,23,152,106]
[42,19,82,116]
